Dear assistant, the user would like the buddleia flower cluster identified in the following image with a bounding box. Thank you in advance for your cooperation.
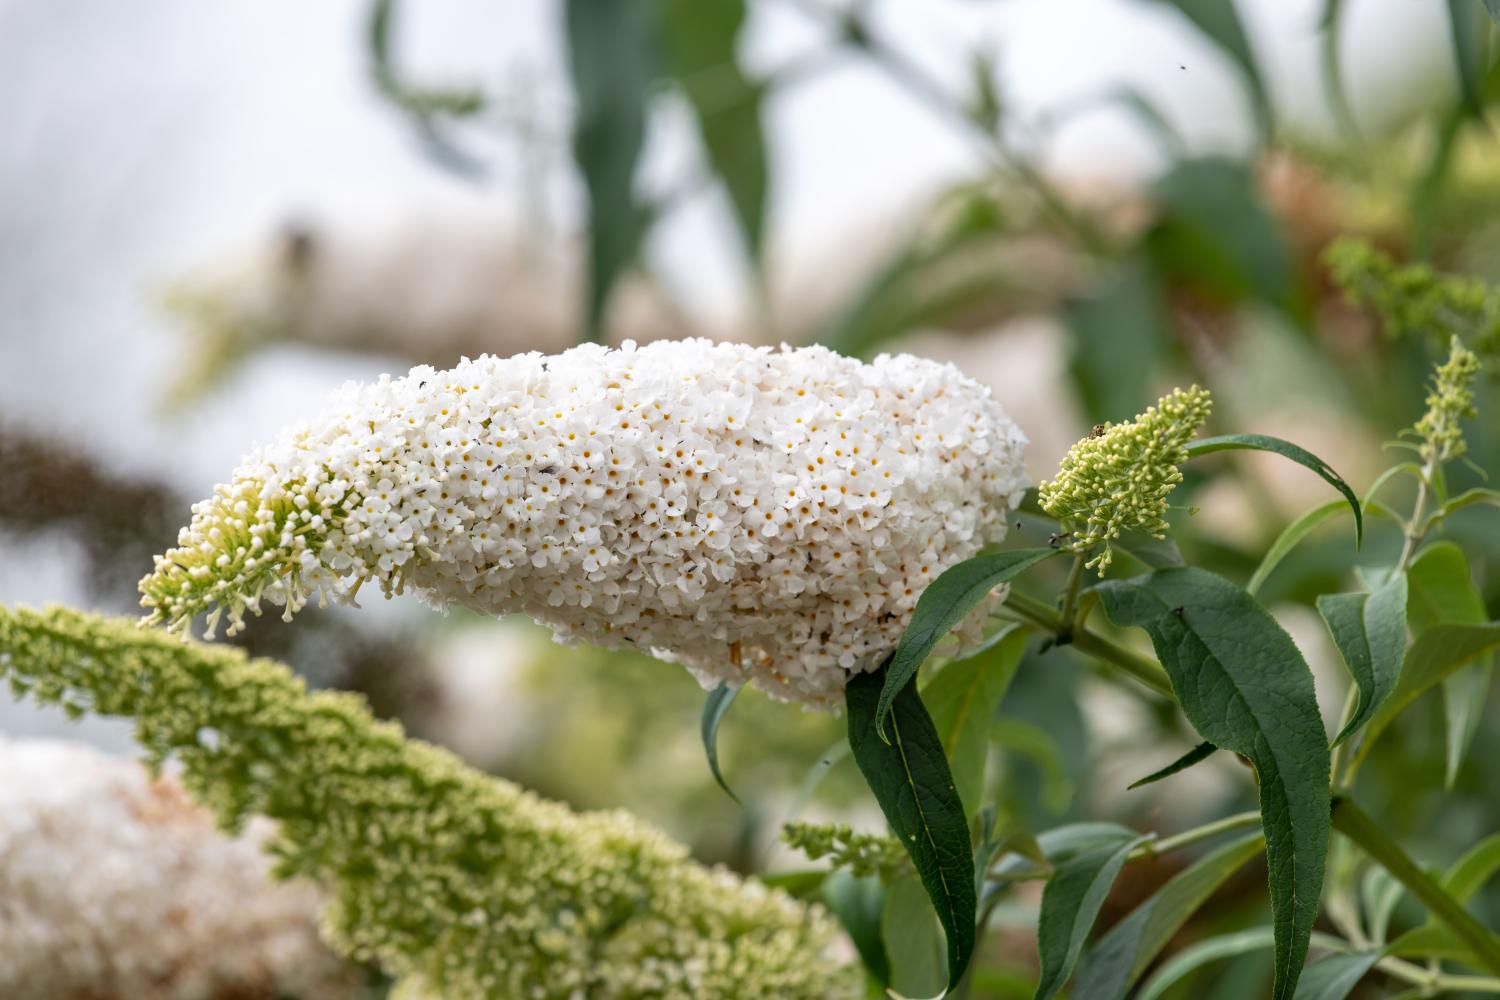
[781,821,909,881]
[0,606,858,1000]
[1038,386,1212,570]
[140,339,1029,706]
[0,736,362,1000]
[1411,336,1481,465]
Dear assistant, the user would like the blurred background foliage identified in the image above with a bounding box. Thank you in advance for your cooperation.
[6,1,1500,996]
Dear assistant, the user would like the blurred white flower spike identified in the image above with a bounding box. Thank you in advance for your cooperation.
[142,339,1028,706]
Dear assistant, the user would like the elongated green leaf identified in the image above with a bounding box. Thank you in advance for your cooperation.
[1138,928,1353,1000]
[1157,0,1269,124]
[368,0,485,119]
[701,682,740,802]
[1389,831,1500,961]
[1408,542,1492,787]
[1447,0,1490,115]
[1317,573,1408,746]
[824,871,890,986]
[1034,826,1152,1000]
[848,664,976,988]
[1187,434,1362,545]
[658,0,768,261]
[1128,740,1219,790]
[1068,261,1168,424]
[877,548,1057,740]
[1073,833,1265,999]
[1486,0,1500,23]
[1439,486,1500,518]
[1351,621,1500,772]
[565,0,654,339]
[1248,499,1349,597]
[1292,950,1384,1000]
[1094,568,1331,1000]
[989,718,1075,815]
[924,627,1028,812]
[883,875,946,998]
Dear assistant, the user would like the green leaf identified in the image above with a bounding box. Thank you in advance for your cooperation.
[1067,260,1168,424]
[924,627,1028,813]
[1487,0,1500,23]
[1072,833,1265,999]
[1438,486,1500,518]
[565,0,655,339]
[847,664,976,988]
[1034,826,1153,999]
[1248,499,1350,597]
[1408,542,1492,786]
[368,0,486,119]
[1094,568,1331,1000]
[1186,434,1362,545]
[1156,1,1269,126]
[1447,0,1490,116]
[883,875,947,998]
[1148,157,1293,311]
[1138,928,1353,1000]
[1291,950,1384,1000]
[1127,740,1219,790]
[1115,529,1187,571]
[823,871,890,987]
[657,0,768,261]
[1316,573,1408,746]
[1389,831,1500,961]
[700,682,741,802]
[876,548,1057,740]
[988,718,1075,815]
[1350,621,1500,773]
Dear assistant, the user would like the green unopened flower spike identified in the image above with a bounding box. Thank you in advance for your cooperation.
[1038,386,1213,571]
[0,605,858,1000]
[781,821,909,881]
[1412,336,1481,465]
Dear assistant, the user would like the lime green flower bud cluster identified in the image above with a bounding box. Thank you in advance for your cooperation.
[1323,237,1500,359]
[782,821,909,881]
[1413,337,1481,464]
[1039,387,1213,570]
[0,606,857,1000]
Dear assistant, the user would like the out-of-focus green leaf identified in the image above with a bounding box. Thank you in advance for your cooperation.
[1389,831,1500,961]
[368,0,486,118]
[1290,950,1384,1000]
[1408,541,1492,786]
[1156,0,1269,125]
[700,682,741,802]
[1034,825,1152,999]
[1138,928,1352,1000]
[924,627,1028,813]
[1127,740,1219,789]
[1447,0,1490,115]
[848,664,976,988]
[565,0,655,340]
[824,871,890,987]
[658,0,768,262]
[1351,620,1500,772]
[1186,434,1362,545]
[1115,529,1187,571]
[1095,568,1330,1000]
[1067,260,1168,424]
[876,548,1057,740]
[1148,157,1294,311]
[1072,833,1265,999]
[1316,573,1408,746]
[1248,499,1350,597]
[883,875,946,998]
[1486,0,1500,23]
[989,718,1075,815]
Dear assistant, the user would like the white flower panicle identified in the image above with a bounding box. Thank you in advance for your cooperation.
[142,339,1028,705]
[0,737,360,1000]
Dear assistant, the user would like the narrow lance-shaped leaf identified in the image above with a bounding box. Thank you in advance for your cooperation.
[1447,0,1490,115]
[1095,568,1331,1000]
[1389,831,1500,961]
[700,682,741,802]
[1072,833,1265,1000]
[1128,740,1219,790]
[1248,499,1350,597]
[565,0,654,340]
[923,627,1028,813]
[847,663,976,989]
[1408,542,1492,787]
[1033,825,1153,1000]
[1186,434,1362,545]
[1291,950,1385,1000]
[1316,572,1408,746]
[1156,0,1270,127]
[1138,928,1354,1000]
[875,548,1057,741]
[822,871,890,987]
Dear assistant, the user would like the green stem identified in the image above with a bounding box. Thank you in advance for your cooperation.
[1057,553,1088,635]
[1128,810,1262,862]
[1391,456,1436,579]
[1005,589,1175,698]
[1377,955,1500,995]
[1331,797,1500,977]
